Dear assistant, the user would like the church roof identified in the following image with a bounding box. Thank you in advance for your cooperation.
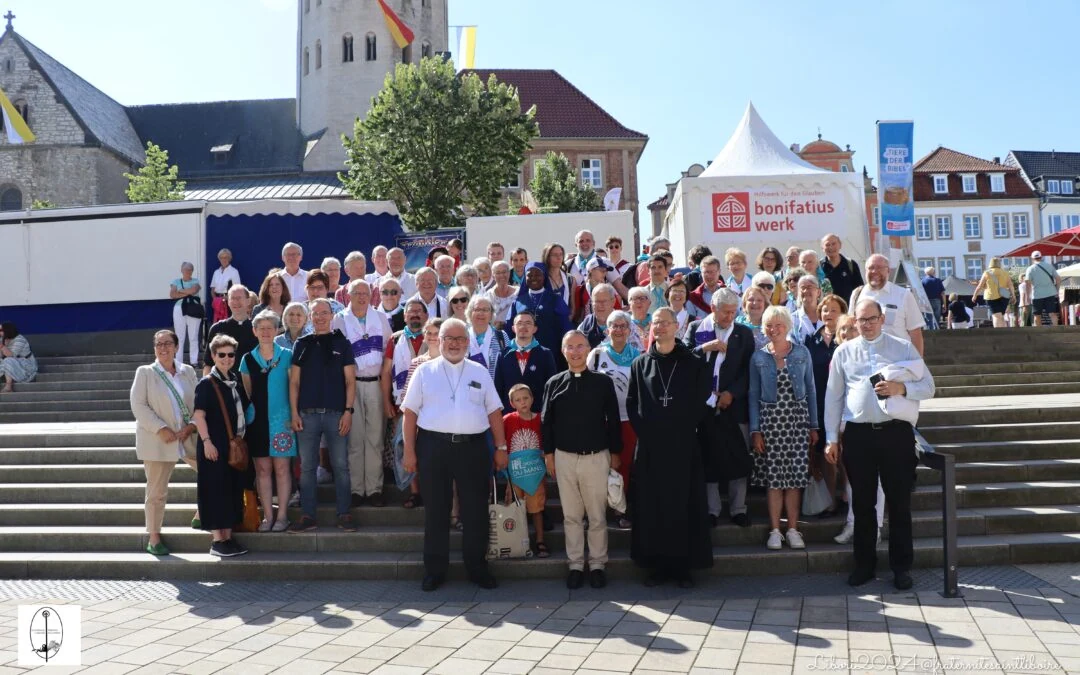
[801,138,844,154]
[126,99,305,179]
[4,31,145,164]
[461,69,647,140]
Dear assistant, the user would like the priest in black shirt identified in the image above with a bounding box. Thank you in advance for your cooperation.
[626,306,714,588]
[541,330,622,590]
[203,285,257,376]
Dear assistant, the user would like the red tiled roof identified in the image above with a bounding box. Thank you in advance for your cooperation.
[914,146,1013,174]
[801,139,843,154]
[463,69,647,140]
[647,194,669,210]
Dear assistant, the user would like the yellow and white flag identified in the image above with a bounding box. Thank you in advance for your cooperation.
[455,25,476,69]
[0,87,34,144]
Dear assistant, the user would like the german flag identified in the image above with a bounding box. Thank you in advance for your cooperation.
[377,0,414,49]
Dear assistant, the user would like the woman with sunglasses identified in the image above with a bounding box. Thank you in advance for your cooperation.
[604,236,631,276]
[757,247,786,305]
[192,334,253,557]
[374,278,406,332]
[447,286,471,322]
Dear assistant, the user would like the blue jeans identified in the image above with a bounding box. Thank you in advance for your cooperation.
[298,411,351,519]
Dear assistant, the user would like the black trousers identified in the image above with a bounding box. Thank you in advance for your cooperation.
[842,421,917,574]
[417,429,491,579]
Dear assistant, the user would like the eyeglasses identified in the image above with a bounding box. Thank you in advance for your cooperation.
[153,342,175,348]
[441,336,468,344]
[855,316,882,325]
[381,289,400,296]
[651,320,675,328]
[609,323,629,331]
[450,297,469,304]
[607,244,621,250]
[215,352,237,359]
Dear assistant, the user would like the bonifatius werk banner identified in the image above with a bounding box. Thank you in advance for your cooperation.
[876,121,915,236]
[394,229,464,272]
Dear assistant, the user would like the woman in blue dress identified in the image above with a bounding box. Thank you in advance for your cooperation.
[505,261,572,369]
[240,310,298,532]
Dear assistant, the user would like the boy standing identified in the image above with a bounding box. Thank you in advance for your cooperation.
[502,383,549,558]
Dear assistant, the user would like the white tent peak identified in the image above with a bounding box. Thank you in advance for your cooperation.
[699,101,829,177]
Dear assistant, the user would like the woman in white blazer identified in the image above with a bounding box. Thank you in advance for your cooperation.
[130,329,199,555]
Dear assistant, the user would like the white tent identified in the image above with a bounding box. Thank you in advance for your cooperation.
[663,102,870,267]
[1057,262,1080,279]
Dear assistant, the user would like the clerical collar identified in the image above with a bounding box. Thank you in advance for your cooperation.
[528,288,544,296]
[570,370,585,378]
[865,333,886,346]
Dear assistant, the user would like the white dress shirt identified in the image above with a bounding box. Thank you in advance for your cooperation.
[408,292,449,319]
[209,265,241,294]
[852,282,925,342]
[382,271,417,300]
[401,357,502,434]
[279,268,309,303]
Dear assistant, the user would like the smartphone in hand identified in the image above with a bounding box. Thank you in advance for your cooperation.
[869,373,888,399]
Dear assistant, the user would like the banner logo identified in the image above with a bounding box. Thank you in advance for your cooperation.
[712,192,750,232]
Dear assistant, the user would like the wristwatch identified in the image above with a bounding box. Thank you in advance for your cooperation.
[344,407,354,413]
[496,444,508,451]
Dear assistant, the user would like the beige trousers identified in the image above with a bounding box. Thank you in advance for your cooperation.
[143,460,176,533]
[555,449,610,571]
[348,379,385,496]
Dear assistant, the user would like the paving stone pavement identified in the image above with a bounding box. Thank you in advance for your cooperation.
[0,565,1078,674]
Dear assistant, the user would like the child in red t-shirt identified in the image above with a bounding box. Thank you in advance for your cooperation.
[503,383,549,558]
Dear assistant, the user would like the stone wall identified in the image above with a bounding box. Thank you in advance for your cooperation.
[0,35,85,145]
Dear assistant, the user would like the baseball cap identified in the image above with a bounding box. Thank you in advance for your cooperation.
[1032,250,1043,259]
[586,257,610,273]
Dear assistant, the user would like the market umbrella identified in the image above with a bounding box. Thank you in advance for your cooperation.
[1057,262,1080,279]
[942,275,976,296]
[1003,225,1080,258]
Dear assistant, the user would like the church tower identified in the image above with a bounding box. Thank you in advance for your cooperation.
[297,0,448,173]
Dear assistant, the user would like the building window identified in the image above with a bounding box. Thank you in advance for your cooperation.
[841,164,850,172]
[933,175,948,194]
[503,169,522,189]
[315,40,322,69]
[937,257,955,279]
[0,186,21,211]
[965,256,984,280]
[365,33,377,61]
[963,214,981,239]
[1011,256,1030,268]
[532,157,548,178]
[1063,181,1075,195]
[916,215,931,240]
[1068,215,1080,230]
[402,44,412,64]
[1048,214,1064,233]
[12,99,27,126]
[580,158,602,189]
[3,59,11,73]
[961,174,977,193]
[936,215,952,239]
[1048,179,1061,194]
[1013,213,1029,237]
[990,174,1005,193]
[421,41,431,58]
[303,48,310,75]
[917,257,935,271]
[992,214,1009,238]
[343,34,354,62]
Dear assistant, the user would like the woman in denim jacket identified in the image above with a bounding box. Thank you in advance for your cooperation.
[749,306,819,551]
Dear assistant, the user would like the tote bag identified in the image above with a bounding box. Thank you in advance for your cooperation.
[486,477,532,559]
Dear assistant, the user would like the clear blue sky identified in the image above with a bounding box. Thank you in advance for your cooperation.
[12,0,1080,212]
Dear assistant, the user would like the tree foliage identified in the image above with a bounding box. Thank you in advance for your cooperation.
[124,142,186,203]
[529,151,602,213]
[340,57,538,231]
[30,199,55,210]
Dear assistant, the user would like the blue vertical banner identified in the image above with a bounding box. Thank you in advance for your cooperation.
[876,120,915,236]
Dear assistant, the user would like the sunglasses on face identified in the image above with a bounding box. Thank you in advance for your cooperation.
[450,297,469,305]
[215,352,237,359]
[381,289,400,296]
[759,283,774,290]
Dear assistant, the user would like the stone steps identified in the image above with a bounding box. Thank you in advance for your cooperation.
[920,421,1080,444]
[0,390,130,403]
[9,379,133,392]
[932,361,1080,377]
[935,381,1080,398]
[925,350,1080,366]
[1,531,1077,581]
[934,371,1080,386]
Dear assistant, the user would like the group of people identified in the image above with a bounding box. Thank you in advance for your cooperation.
[131,231,936,593]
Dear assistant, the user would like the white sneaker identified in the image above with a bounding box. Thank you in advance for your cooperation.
[317,466,333,484]
[876,527,882,544]
[288,490,300,506]
[834,523,855,544]
[785,529,806,549]
[257,519,272,533]
[766,529,783,550]
[271,518,289,532]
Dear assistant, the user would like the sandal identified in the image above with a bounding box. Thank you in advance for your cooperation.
[535,541,550,558]
[403,494,423,509]
[450,516,463,531]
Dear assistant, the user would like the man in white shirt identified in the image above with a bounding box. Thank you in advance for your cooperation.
[824,298,935,591]
[409,267,448,319]
[279,242,308,303]
[366,245,389,286]
[332,279,393,508]
[567,230,629,300]
[401,318,508,592]
[381,248,417,300]
[849,254,925,355]
[434,255,456,298]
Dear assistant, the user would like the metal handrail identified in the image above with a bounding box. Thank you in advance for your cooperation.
[915,428,961,598]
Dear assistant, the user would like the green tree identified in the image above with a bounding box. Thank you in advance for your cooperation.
[123,142,186,203]
[529,151,602,213]
[31,199,56,210]
[340,57,538,230]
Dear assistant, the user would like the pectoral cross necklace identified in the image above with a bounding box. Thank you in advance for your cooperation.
[658,360,678,407]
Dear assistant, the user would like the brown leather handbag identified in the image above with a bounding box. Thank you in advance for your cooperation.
[211,379,249,471]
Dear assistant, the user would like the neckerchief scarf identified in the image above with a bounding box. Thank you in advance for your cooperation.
[604,341,640,368]
[512,338,540,353]
[211,366,246,438]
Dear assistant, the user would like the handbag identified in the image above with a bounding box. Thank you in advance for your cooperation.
[506,448,546,496]
[211,378,249,472]
[607,468,627,514]
[802,477,833,516]
[212,295,229,322]
[178,280,205,318]
[486,476,533,560]
[390,417,415,491]
[234,489,261,532]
